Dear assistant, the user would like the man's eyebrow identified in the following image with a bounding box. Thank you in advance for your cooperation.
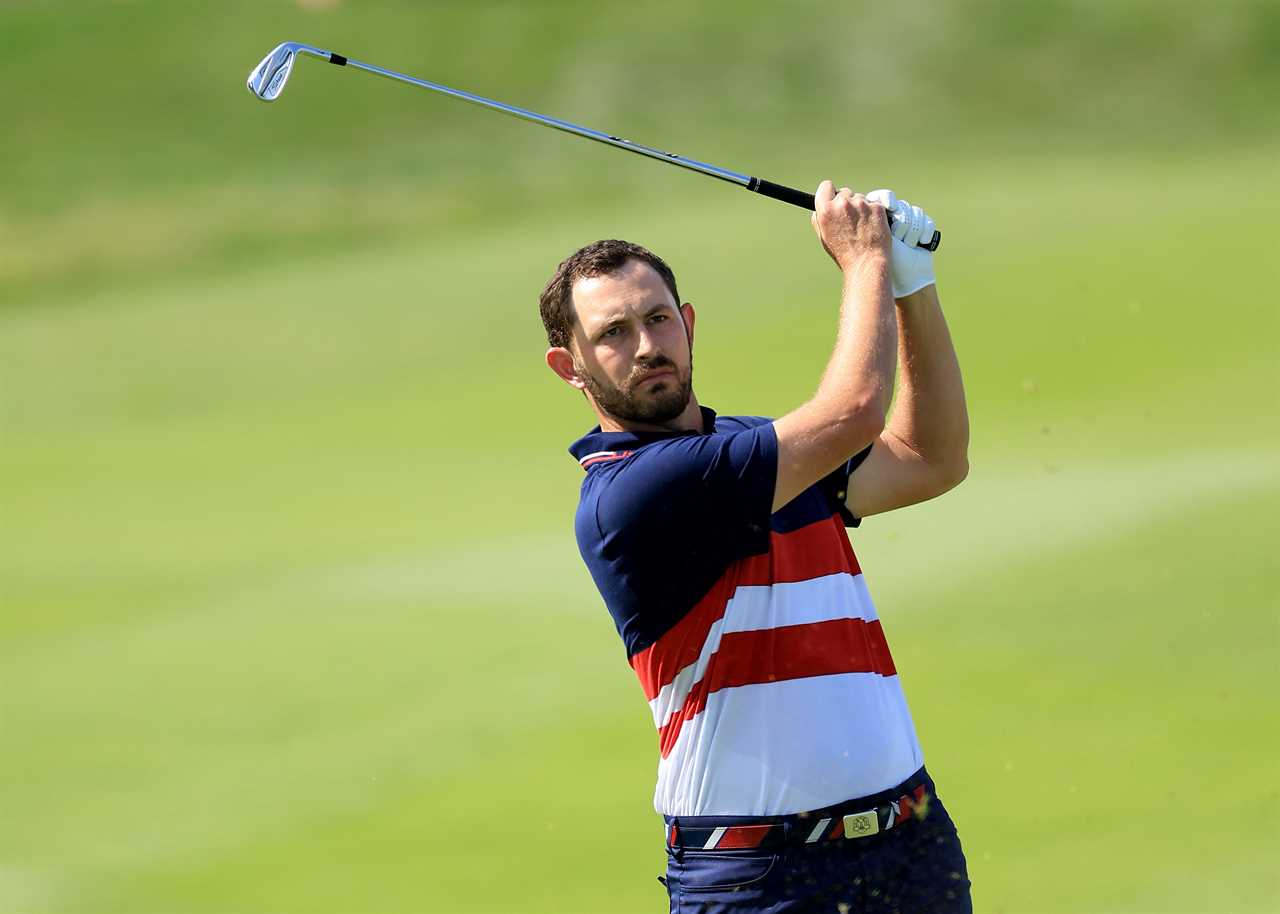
[589,302,675,336]
[593,314,627,333]
[626,302,676,323]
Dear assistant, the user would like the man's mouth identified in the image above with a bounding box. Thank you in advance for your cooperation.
[635,369,675,387]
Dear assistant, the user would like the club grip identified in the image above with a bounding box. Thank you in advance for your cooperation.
[751,178,817,210]
[747,177,941,252]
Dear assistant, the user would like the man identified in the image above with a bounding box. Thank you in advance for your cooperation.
[540,182,971,913]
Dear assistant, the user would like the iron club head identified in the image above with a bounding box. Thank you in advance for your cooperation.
[247,42,299,101]
[248,42,337,101]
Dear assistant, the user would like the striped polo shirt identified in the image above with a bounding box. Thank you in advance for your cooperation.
[569,406,923,817]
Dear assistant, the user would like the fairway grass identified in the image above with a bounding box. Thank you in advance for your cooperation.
[5,451,1275,912]
[4,149,1278,912]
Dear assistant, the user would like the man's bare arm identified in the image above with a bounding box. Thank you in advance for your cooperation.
[771,181,898,513]
[846,283,969,517]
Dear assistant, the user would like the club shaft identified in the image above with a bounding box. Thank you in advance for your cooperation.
[280,45,939,251]
[329,52,753,189]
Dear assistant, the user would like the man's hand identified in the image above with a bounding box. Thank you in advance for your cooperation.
[810,180,892,274]
[866,189,937,299]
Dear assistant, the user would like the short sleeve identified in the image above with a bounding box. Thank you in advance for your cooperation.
[819,442,874,527]
[595,424,778,558]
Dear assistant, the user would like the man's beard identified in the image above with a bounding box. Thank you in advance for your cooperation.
[579,355,693,425]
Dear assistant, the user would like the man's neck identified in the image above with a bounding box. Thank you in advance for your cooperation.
[596,395,705,435]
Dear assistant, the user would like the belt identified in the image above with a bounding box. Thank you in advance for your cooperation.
[666,780,931,851]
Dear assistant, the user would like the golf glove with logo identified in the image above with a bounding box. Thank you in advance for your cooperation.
[867,189,936,298]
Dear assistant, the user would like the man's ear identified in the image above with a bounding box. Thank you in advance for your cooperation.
[680,302,696,347]
[546,347,587,390]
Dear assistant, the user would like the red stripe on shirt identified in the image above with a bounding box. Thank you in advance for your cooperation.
[734,514,861,587]
[581,450,634,468]
[631,514,861,700]
[868,618,896,677]
[657,616,897,758]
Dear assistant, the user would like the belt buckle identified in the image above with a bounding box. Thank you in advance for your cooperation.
[842,809,879,839]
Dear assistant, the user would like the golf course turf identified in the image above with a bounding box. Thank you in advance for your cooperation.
[3,2,1277,911]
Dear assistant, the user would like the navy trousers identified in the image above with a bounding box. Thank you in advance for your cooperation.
[662,774,972,913]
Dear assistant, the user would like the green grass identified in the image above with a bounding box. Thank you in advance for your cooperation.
[3,1,1279,911]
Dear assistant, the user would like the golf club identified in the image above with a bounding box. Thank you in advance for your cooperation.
[247,41,940,251]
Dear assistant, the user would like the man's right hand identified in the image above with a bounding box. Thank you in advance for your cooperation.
[810,180,892,273]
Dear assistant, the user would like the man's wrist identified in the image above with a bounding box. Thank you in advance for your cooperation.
[840,249,891,282]
[894,282,939,308]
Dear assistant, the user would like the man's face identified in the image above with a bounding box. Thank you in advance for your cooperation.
[567,259,694,425]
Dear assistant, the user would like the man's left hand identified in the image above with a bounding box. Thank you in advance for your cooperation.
[867,189,937,299]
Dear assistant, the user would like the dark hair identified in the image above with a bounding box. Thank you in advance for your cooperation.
[538,239,680,350]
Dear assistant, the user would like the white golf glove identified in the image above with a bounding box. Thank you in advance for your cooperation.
[867,189,936,298]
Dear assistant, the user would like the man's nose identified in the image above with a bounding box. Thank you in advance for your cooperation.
[635,325,661,359]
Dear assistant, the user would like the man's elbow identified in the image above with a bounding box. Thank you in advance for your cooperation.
[844,392,889,448]
[850,407,887,453]
[841,412,886,459]
[934,454,969,494]
[816,392,888,455]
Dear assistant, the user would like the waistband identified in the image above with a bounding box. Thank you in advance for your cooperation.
[664,766,933,850]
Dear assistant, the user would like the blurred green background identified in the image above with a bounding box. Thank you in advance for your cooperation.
[3,1,1278,912]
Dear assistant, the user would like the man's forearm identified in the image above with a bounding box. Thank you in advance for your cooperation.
[885,285,968,474]
[813,255,899,425]
[771,184,900,513]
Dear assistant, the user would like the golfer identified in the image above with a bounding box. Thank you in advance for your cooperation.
[540,182,971,913]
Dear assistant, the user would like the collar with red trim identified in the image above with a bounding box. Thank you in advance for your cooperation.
[568,406,718,470]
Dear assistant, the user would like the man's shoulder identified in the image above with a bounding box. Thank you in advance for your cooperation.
[580,415,773,471]
[714,414,773,433]
[574,415,778,537]
[609,415,775,476]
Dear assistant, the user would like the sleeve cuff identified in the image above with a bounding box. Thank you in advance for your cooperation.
[828,442,874,528]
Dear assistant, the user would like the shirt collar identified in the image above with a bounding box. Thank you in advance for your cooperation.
[568,406,718,466]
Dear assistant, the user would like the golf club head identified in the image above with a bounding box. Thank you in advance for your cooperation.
[247,42,302,101]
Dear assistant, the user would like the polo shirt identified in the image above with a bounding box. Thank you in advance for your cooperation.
[569,406,923,817]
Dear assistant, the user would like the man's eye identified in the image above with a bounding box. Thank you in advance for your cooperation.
[649,314,667,323]
[602,327,621,338]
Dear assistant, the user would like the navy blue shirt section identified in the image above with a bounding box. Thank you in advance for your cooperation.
[569,406,871,659]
